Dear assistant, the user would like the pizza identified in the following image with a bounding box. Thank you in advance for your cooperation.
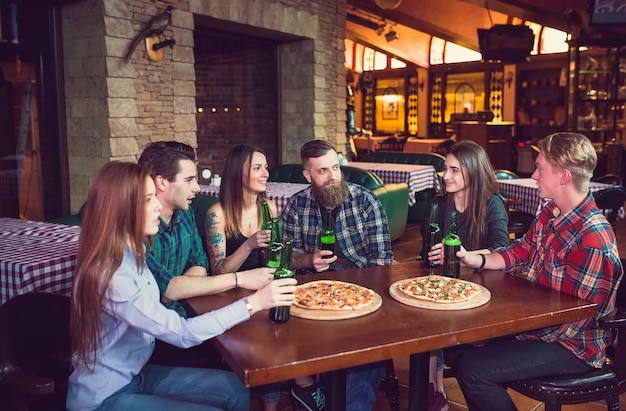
[294,280,376,311]
[398,275,480,303]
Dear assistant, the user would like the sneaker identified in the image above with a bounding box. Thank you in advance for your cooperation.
[290,381,326,411]
[428,383,449,411]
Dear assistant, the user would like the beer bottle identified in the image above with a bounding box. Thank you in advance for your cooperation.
[269,238,295,323]
[319,208,336,259]
[266,217,282,268]
[260,200,272,230]
[443,211,462,278]
[424,203,441,268]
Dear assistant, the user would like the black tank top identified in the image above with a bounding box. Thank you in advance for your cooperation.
[226,231,263,270]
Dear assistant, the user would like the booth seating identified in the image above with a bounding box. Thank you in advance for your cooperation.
[360,151,445,223]
[268,164,409,241]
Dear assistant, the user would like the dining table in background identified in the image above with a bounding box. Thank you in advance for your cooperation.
[402,137,450,153]
[352,135,394,154]
[498,178,613,215]
[349,161,441,205]
[0,217,81,305]
[199,182,309,215]
[186,261,597,411]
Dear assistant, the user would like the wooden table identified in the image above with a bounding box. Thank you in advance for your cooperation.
[0,218,81,305]
[349,162,440,205]
[199,182,309,215]
[186,261,597,411]
[498,178,613,215]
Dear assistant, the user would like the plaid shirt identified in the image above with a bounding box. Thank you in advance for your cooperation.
[282,182,394,269]
[147,208,209,317]
[497,193,623,368]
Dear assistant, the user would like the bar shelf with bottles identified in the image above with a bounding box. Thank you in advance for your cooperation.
[566,40,626,146]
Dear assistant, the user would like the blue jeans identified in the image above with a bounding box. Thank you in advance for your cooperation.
[97,364,249,411]
[444,338,592,411]
[346,362,386,411]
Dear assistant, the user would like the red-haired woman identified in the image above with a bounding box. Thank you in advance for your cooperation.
[67,161,296,411]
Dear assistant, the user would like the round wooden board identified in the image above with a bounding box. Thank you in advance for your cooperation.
[389,278,491,310]
[290,291,382,320]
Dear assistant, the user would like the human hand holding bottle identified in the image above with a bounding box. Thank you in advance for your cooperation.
[246,277,297,315]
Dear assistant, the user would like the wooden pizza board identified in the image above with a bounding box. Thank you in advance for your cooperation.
[291,291,382,320]
[389,278,491,310]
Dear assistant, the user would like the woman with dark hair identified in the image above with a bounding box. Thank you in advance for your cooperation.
[67,161,296,411]
[420,140,510,410]
[205,145,324,411]
[205,144,278,274]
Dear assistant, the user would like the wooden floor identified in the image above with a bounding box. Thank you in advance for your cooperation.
[253,217,626,411]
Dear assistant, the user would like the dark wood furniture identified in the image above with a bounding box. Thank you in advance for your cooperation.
[186,261,597,411]
[452,121,515,170]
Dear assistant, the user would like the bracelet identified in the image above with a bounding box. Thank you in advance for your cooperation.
[234,272,238,288]
[478,254,486,271]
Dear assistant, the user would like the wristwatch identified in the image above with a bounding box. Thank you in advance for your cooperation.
[243,297,253,315]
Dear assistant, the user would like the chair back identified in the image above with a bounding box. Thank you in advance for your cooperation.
[494,169,520,180]
[594,174,623,186]
[268,164,308,184]
[0,293,72,410]
[592,186,626,229]
[609,261,626,380]
[340,165,383,191]
[361,151,445,172]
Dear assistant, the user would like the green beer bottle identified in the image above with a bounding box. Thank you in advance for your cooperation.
[443,211,462,278]
[266,217,282,268]
[269,238,295,323]
[424,203,441,269]
[260,200,272,230]
[320,208,336,259]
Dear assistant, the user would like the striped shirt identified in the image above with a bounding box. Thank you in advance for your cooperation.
[282,182,394,269]
[147,208,209,317]
[497,193,623,368]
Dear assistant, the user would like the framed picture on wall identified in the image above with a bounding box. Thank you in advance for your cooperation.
[383,98,398,120]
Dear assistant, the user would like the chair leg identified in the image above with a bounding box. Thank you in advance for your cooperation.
[545,404,563,411]
[382,359,400,411]
[606,395,620,411]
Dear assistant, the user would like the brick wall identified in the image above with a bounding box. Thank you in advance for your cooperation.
[61,0,346,212]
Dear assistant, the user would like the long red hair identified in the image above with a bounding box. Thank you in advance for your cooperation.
[70,161,150,370]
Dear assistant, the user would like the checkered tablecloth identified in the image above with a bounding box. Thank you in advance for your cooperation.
[497,179,613,216]
[0,218,80,305]
[349,162,440,206]
[199,182,310,215]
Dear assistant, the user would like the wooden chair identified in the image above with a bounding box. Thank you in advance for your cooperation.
[508,263,626,411]
[593,186,626,231]
[0,293,71,411]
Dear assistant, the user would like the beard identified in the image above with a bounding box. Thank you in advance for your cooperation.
[311,174,349,209]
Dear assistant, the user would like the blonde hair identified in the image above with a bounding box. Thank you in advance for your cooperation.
[538,132,597,193]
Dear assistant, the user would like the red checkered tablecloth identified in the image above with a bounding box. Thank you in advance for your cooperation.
[349,162,440,206]
[199,182,310,215]
[0,218,80,305]
[497,179,613,216]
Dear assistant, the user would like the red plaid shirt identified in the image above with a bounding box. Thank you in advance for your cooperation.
[497,193,623,368]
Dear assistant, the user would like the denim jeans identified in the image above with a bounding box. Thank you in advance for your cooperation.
[346,361,386,411]
[444,338,592,411]
[97,364,249,411]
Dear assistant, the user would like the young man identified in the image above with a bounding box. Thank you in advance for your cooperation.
[137,141,274,368]
[447,132,623,411]
[282,139,394,273]
[281,139,393,410]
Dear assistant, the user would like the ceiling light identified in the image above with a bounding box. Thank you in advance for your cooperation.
[385,29,399,42]
[375,23,386,35]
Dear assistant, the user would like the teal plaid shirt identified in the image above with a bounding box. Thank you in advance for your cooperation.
[147,208,209,317]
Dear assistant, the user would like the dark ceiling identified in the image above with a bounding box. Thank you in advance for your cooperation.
[346,0,625,66]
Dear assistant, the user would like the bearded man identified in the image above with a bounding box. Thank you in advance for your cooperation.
[281,139,393,411]
[282,139,393,272]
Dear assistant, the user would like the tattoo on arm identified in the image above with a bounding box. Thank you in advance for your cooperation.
[206,211,227,273]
